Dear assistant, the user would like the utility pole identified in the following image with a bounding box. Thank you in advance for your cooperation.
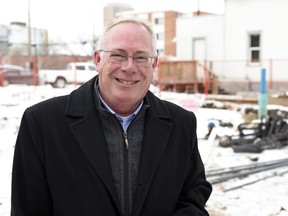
[92,19,96,51]
[27,0,32,59]
[197,0,200,15]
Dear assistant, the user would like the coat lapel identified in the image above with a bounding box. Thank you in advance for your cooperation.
[132,94,173,216]
[64,79,122,213]
[69,111,119,198]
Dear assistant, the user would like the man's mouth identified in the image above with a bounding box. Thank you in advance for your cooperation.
[116,78,138,85]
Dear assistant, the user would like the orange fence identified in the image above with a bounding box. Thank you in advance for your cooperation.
[209,59,288,93]
[157,58,288,94]
[0,60,39,87]
[0,55,94,88]
[0,58,4,86]
[1,56,287,94]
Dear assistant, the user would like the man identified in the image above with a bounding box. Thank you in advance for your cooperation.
[11,17,212,215]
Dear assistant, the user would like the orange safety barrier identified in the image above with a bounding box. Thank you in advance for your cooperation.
[157,58,288,95]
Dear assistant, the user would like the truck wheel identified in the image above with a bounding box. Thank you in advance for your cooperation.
[54,78,66,88]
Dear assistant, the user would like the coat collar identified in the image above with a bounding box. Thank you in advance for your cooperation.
[64,76,171,119]
[65,76,173,216]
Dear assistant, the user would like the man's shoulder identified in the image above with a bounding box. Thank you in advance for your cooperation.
[29,78,96,114]
[28,94,69,114]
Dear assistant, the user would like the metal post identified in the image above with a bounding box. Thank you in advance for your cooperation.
[27,0,32,58]
[258,68,268,119]
[269,59,273,90]
[0,58,3,86]
[197,0,200,15]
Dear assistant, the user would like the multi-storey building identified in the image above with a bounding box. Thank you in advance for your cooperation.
[0,22,48,58]
[103,3,133,26]
[103,3,182,58]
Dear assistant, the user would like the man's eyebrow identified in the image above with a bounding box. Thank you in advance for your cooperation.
[110,49,126,53]
[109,49,150,55]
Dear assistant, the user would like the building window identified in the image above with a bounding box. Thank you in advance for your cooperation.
[154,17,164,25]
[157,49,164,56]
[156,33,164,40]
[248,33,261,63]
[76,65,85,70]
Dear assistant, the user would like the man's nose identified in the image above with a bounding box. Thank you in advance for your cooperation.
[121,57,137,70]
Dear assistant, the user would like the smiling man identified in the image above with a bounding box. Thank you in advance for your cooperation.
[11,17,212,216]
[94,19,158,117]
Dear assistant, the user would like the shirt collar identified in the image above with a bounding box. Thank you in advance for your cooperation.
[97,89,143,119]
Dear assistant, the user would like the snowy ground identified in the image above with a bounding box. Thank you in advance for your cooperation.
[0,84,287,216]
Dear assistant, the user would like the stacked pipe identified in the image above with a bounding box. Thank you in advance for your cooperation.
[206,158,288,191]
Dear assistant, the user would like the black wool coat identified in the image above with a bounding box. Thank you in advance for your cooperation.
[11,77,212,216]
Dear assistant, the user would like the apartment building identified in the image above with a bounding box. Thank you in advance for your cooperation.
[0,22,48,57]
[104,3,181,58]
[103,3,133,26]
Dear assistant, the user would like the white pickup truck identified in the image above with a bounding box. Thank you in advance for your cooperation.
[39,62,98,88]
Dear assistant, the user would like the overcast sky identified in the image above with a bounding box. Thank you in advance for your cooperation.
[0,0,225,41]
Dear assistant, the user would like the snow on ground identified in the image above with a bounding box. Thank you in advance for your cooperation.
[0,84,288,216]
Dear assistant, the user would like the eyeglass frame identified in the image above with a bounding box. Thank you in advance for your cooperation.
[99,50,157,67]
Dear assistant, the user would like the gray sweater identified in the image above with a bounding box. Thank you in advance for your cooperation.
[95,83,149,216]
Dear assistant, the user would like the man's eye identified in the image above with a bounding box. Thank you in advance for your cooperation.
[135,56,149,62]
[111,53,123,57]
[110,53,127,61]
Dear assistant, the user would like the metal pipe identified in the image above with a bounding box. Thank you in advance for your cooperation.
[206,158,288,177]
[209,160,288,184]
[223,169,288,192]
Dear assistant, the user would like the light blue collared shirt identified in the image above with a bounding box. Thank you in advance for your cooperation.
[98,93,143,132]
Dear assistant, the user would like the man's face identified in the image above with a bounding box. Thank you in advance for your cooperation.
[94,22,158,112]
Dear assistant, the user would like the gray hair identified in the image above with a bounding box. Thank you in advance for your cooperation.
[97,16,157,56]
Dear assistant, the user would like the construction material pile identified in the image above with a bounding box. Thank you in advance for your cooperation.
[218,114,288,153]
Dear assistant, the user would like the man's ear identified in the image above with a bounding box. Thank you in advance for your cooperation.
[93,50,101,66]
[152,57,159,68]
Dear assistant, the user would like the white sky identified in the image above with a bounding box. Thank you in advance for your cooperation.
[0,0,225,41]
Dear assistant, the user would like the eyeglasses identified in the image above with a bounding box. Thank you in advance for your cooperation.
[100,50,156,67]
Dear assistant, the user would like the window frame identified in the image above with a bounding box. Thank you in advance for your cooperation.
[248,32,261,65]
[154,17,164,25]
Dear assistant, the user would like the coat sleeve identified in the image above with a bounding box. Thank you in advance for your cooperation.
[173,114,212,216]
[11,108,53,215]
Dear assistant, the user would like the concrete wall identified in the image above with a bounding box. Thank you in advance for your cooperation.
[176,14,224,61]
[224,0,288,82]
